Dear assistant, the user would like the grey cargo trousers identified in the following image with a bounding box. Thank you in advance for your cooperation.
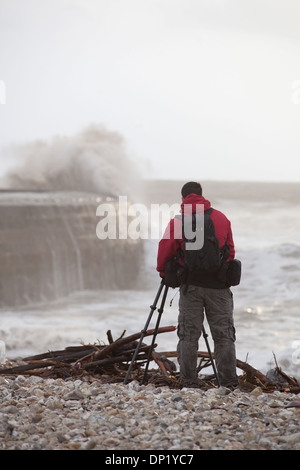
[177,285,238,388]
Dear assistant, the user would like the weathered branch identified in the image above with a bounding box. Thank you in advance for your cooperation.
[159,350,269,384]
[1,327,298,394]
[92,326,176,361]
[0,326,176,377]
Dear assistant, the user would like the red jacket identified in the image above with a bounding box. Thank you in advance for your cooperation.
[156,193,235,277]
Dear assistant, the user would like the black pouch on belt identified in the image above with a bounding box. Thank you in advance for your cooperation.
[164,258,185,288]
[226,259,242,286]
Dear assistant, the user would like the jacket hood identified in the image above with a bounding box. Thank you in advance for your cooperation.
[180,193,211,215]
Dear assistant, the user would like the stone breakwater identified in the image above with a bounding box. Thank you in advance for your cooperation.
[0,191,142,308]
[0,375,299,451]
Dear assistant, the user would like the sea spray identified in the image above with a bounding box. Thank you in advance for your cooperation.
[1,178,300,378]
[0,124,145,307]
[0,124,141,199]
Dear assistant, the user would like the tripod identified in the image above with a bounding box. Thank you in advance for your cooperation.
[123,279,220,387]
[124,279,168,385]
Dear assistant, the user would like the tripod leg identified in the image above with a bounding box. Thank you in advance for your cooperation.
[142,285,169,383]
[202,326,220,387]
[123,280,165,384]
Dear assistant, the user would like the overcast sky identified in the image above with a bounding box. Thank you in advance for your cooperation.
[0,0,300,182]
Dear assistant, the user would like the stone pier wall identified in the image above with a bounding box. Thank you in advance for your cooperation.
[0,191,142,307]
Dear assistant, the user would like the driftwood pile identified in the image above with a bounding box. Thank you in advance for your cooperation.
[0,326,177,386]
[0,325,299,393]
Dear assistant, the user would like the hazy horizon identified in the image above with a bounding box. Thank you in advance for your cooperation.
[1,1,300,183]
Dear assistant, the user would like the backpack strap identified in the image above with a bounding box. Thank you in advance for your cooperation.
[175,207,213,220]
[179,207,215,295]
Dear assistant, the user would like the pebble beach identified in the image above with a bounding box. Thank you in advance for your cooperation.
[1,374,300,452]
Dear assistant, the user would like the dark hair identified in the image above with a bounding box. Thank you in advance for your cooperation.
[181,181,202,199]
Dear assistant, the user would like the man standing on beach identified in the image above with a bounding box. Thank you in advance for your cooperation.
[156,181,239,390]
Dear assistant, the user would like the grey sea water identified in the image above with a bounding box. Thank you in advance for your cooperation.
[1,180,300,379]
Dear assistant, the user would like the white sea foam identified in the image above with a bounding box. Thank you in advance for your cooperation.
[0,124,141,199]
[0,176,299,378]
